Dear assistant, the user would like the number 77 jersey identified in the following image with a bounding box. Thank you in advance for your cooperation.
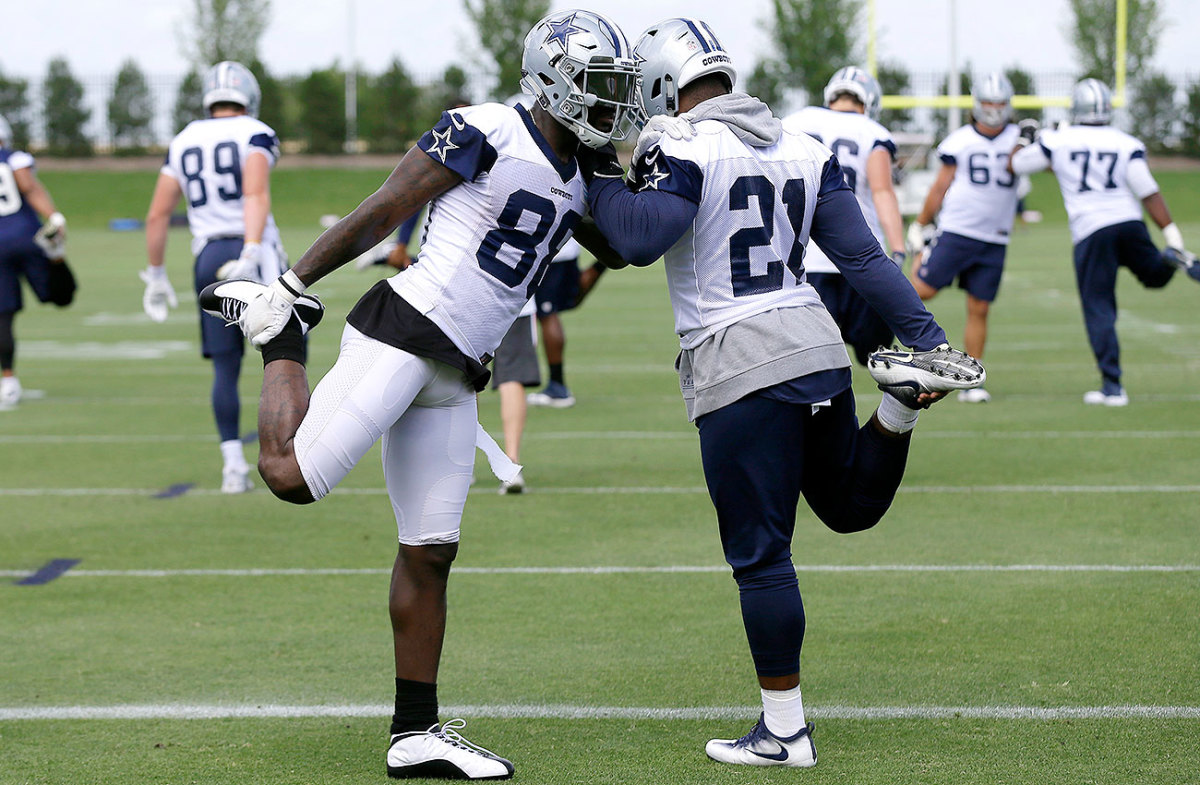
[630,121,829,349]
[163,114,282,255]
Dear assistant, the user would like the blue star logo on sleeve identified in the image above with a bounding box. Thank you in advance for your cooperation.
[544,13,584,49]
[637,160,670,192]
[426,126,459,164]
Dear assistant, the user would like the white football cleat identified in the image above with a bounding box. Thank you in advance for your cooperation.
[386,719,513,780]
[221,465,253,494]
[867,344,985,408]
[957,387,992,403]
[199,279,325,336]
[498,470,525,495]
[0,376,21,407]
[705,715,816,768]
[1083,389,1129,407]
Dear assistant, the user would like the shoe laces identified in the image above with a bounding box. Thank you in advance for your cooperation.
[218,297,246,328]
[733,717,773,749]
[435,718,496,758]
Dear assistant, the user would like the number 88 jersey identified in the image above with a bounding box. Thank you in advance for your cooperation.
[162,115,282,255]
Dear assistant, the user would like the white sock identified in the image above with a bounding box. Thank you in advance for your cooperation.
[875,393,919,434]
[761,686,806,737]
[220,439,248,470]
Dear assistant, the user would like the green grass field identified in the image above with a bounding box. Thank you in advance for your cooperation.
[2,167,1199,784]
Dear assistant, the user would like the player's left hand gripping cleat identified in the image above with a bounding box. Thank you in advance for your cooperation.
[386,719,514,780]
[199,279,324,343]
[705,715,817,768]
[867,343,985,409]
[1163,247,1200,283]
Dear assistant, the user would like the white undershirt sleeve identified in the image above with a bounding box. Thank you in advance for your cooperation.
[1125,157,1159,199]
[1010,143,1050,175]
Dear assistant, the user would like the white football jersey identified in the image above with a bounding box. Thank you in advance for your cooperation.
[935,124,1021,245]
[1028,125,1149,243]
[782,106,895,273]
[163,115,283,257]
[390,103,586,361]
[630,120,826,349]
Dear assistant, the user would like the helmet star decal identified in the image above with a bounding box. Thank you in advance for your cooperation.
[544,13,584,50]
[425,126,459,163]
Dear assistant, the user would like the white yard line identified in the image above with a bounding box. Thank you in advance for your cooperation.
[1,703,1197,721]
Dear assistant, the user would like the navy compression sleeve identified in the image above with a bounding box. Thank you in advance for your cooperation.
[585,177,698,266]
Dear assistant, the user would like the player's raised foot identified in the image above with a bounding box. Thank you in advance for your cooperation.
[386,719,514,780]
[199,280,325,336]
[526,381,575,408]
[957,387,992,403]
[705,715,816,768]
[0,376,21,407]
[867,344,985,408]
[498,470,525,495]
[221,464,253,494]
[1163,248,1200,283]
[1083,388,1128,407]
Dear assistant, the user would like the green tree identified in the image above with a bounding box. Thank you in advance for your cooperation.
[463,0,549,99]
[756,0,860,107]
[745,61,785,110]
[179,0,272,67]
[1067,0,1161,84]
[1004,65,1039,123]
[933,69,972,142]
[172,69,205,132]
[1129,71,1177,154]
[249,59,284,129]
[876,60,911,131]
[43,57,92,157]
[107,59,155,152]
[1181,80,1200,159]
[359,59,423,153]
[0,66,31,150]
[297,65,345,154]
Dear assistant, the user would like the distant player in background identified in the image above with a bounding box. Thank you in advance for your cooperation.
[1010,78,1199,406]
[492,297,540,494]
[783,66,908,366]
[906,73,1022,403]
[0,114,76,408]
[142,61,288,492]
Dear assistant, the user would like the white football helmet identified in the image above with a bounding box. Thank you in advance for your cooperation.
[520,9,641,148]
[972,72,1014,127]
[202,61,261,117]
[823,66,882,120]
[634,18,737,120]
[1071,78,1113,125]
[0,114,10,148]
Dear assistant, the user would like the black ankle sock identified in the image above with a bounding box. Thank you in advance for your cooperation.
[391,677,438,735]
[549,363,564,386]
[260,320,306,366]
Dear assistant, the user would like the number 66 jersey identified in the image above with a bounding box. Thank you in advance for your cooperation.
[162,114,284,260]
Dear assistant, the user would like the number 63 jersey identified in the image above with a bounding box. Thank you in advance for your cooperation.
[162,115,283,257]
[389,103,585,362]
[630,120,829,349]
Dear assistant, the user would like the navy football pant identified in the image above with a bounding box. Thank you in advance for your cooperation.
[697,387,910,677]
[1073,221,1174,390]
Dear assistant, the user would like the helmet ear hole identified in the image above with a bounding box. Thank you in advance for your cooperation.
[650,78,662,100]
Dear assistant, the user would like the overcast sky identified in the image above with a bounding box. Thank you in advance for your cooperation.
[2,0,1196,86]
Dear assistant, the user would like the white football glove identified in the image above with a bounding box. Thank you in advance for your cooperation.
[1163,223,1185,253]
[632,114,696,162]
[33,212,67,260]
[140,266,178,323]
[215,241,262,281]
[243,273,304,347]
[905,222,934,257]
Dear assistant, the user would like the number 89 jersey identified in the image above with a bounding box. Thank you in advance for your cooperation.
[162,115,282,255]
[390,103,585,361]
[630,121,827,349]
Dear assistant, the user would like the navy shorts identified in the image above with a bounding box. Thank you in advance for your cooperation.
[194,237,246,359]
[918,231,1007,302]
[0,239,55,313]
[534,257,580,315]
